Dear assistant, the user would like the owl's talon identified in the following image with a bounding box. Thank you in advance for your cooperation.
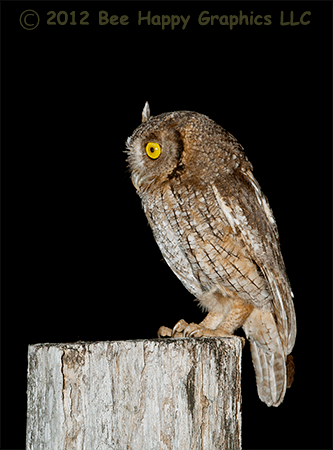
[189,329,203,338]
[172,319,189,337]
[183,322,204,337]
[239,336,246,349]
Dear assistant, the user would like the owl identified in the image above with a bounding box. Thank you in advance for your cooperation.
[126,102,296,407]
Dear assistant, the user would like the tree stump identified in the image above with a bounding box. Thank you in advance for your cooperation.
[26,338,242,449]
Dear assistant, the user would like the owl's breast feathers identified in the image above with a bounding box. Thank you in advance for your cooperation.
[142,169,295,355]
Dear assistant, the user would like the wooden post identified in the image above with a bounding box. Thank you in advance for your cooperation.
[26,338,242,450]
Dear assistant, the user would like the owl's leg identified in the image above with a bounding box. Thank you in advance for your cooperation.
[184,299,254,338]
[213,299,254,336]
[157,298,252,339]
[167,311,225,338]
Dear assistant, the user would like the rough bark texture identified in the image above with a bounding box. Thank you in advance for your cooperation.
[26,337,242,450]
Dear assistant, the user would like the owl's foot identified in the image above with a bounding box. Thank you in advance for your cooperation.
[184,323,233,338]
[157,320,188,338]
[157,319,191,338]
[172,319,232,338]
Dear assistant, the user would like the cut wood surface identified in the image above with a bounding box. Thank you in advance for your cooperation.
[26,337,242,449]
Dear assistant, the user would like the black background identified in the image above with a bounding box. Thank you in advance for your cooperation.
[1,2,332,449]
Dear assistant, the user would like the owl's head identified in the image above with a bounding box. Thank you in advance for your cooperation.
[126,102,251,194]
[126,102,190,193]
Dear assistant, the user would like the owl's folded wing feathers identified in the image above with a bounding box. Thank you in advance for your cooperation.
[212,171,296,355]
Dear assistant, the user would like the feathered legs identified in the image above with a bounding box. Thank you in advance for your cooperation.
[158,297,253,339]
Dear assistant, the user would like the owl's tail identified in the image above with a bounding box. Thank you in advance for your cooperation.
[243,308,288,407]
[249,339,286,407]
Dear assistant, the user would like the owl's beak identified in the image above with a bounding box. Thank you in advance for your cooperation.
[131,171,141,191]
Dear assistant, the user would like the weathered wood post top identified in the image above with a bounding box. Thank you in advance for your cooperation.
[26,337,242,449]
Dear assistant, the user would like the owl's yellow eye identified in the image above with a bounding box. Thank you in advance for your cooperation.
[146,142,161,160]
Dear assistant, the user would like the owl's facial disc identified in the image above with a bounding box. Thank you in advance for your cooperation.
[127,121,185,192]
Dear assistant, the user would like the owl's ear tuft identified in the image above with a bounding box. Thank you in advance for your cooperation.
[142,101,151,123]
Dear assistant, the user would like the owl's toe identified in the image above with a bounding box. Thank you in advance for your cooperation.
[172,319,189,337]
[157,326,173,338]
[188,328,206,337]
[186,324,233,338]
[183,322,206,337]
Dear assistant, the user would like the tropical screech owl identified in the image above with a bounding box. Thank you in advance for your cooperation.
[126,103,296,407]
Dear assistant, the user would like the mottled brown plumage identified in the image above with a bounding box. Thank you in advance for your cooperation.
[126,103,296,407]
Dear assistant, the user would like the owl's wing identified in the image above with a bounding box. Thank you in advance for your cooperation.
[212,170,296,355]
